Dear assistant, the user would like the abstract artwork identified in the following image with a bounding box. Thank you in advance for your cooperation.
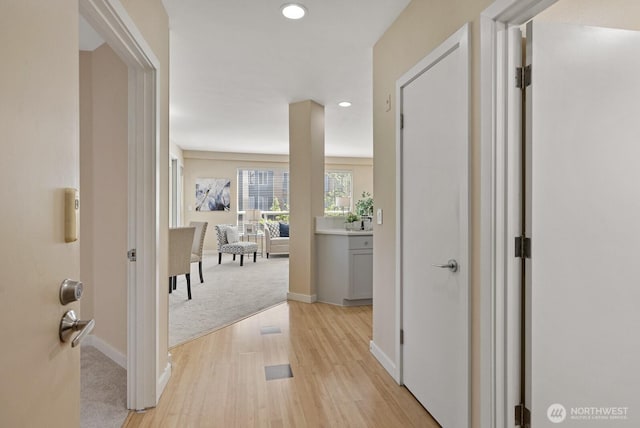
[195,178,231,211]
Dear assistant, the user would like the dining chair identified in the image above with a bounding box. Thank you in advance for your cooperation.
[169,226,196,300]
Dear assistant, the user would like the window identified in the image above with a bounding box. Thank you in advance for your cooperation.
[324,171,353,214]
[237,168,289,226]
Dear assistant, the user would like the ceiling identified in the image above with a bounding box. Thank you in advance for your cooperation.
[161,0,410,157]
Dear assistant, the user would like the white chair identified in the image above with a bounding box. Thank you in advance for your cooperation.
[189,221,208,283]
[215,224,258,266]
[169,226,196,299]
[264,221,289,258]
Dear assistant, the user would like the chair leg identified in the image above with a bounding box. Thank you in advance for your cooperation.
[267,253,269,259]
[169,277,172,294]
[233,254,236,261]
[173,276,177,290]
[240,254,244,266]
[198,261,204,283]
[218,252,222,264]
[186,274,192,300]
[253,252,257,263]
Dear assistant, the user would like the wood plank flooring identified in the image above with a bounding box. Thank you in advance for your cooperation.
[123,301,438,428]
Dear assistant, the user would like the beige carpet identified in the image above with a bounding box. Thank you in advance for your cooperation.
[169,253,289,347]
[81,345,128,428]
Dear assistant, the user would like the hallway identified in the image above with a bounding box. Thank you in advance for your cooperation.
[124,301,437,427]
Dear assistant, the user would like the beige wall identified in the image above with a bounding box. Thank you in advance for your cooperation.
[288,100,325,298]
[120,0,170,377]
[373,1,493,426]
[536,0,640,30]
[79,44,129,355]
[182,151,373,252]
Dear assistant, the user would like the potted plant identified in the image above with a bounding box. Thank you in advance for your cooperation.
[345,212,360,230]
[355,191,374,230]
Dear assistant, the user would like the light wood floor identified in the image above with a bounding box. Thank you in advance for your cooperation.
[123,301,439,428]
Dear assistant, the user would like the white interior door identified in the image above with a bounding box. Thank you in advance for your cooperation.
[400,25,470,428]
[525,21,640,426]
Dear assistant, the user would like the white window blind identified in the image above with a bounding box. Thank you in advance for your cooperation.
[324,171,353,214]
[237,168,289,225]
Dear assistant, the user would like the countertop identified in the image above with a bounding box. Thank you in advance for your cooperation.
[315,228,373,236]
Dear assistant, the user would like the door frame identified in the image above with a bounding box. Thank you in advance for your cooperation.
[395,21,470,391]
[79,0,163,410]
[479,0,558,426]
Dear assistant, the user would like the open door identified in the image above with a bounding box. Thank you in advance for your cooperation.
[525,21,640,426]
[0,2,82,425]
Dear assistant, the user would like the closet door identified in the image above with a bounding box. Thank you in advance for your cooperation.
[525,21,640,426]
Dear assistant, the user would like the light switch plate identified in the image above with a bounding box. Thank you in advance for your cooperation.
[377,208,383,225]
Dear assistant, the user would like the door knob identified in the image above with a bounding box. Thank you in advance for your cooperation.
[432,259,459,272]
[59,310,95,347]
[59,279,83,305]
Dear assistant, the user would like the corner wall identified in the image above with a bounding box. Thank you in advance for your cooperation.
[79,43,128,356]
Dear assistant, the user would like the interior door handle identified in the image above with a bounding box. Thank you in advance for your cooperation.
[431,259,458,272]
[59,310,95,347]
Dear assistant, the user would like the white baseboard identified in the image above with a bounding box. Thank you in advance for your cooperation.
[287,292,317,303]
[156,359,172,402]
[84,335,126,369]
[369,340,400,383]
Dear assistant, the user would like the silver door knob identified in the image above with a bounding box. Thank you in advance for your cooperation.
[431,259,458,272]
[59,310,95,347]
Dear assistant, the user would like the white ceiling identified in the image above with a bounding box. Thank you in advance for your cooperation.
[162,0,410,157]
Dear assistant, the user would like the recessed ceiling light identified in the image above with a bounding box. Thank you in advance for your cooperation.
[281,3,307,20]
[338,101,352,107]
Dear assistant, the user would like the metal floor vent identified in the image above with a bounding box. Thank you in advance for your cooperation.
[265,364,293,381]
[260,326,282,335]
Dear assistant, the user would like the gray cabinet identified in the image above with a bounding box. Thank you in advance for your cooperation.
[316,232,373,306]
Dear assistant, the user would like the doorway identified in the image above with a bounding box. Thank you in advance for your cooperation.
[78,15,129,425]
[79,0,161,412]
[481,0,640,425]
[397,24,471,428]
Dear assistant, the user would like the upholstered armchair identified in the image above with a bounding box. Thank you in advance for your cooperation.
[214,224,258,266]
[169,226,196,299]
[189,221,208,283]
[264,222,290,258]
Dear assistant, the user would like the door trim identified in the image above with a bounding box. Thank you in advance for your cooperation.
[395,21,470,398]
[79,0,162,410]
[479,1,558,426]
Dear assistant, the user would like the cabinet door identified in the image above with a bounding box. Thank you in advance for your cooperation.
[348,249,373,299]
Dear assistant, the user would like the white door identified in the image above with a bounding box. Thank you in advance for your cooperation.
[0,1,81,425]
[525,21,640,426]
[400,25,470,428]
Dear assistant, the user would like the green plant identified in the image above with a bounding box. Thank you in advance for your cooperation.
[345,213,360,223]
[355,191,374,217]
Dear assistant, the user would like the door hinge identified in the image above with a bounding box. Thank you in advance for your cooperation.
[515,65,532,89]
[515,404,531,427]
[400,113,404,129]
[515,236,531,259]
[400,329,404,345]
[127,249,137,262]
